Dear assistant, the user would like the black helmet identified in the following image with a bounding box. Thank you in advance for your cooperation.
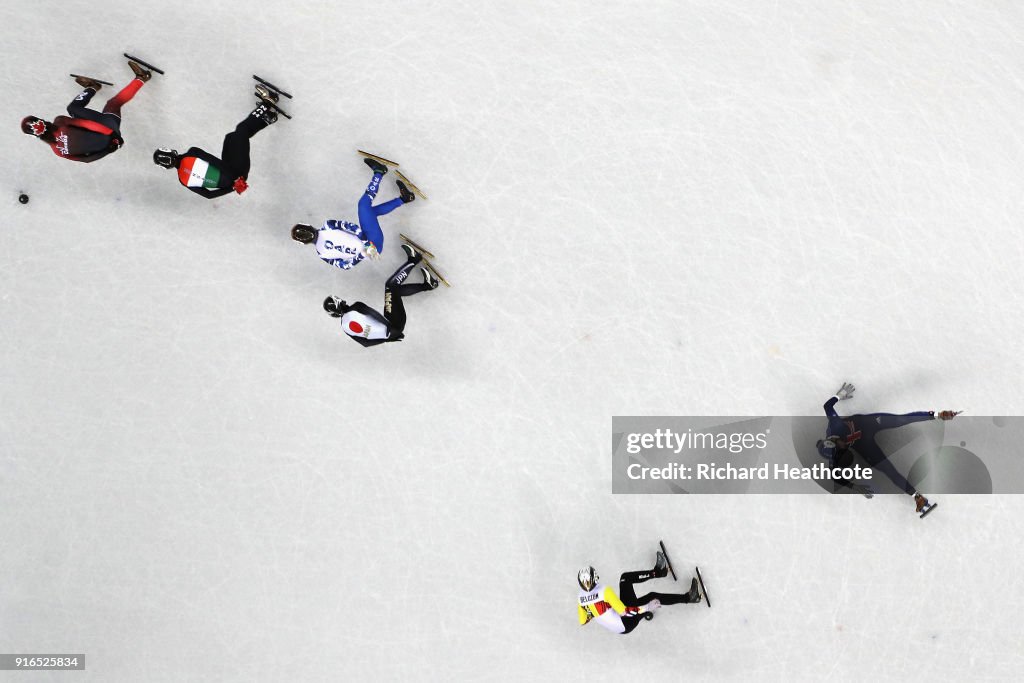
[153,148,179,168]
[323,296,347,317]
[291,224,318,244]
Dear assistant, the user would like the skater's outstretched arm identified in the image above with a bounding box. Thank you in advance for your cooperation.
[823,396,840,418]
[824,383,855,417]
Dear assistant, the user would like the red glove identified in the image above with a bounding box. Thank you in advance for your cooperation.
[233,177,248,194]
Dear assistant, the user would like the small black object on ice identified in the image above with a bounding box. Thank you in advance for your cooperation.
[18,193,29,204]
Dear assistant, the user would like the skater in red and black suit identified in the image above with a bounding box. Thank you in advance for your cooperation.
[20,61,151,163]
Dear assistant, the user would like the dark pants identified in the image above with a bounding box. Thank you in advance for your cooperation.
[220,114,269,179]
[834,412,934,495]
[618,569,693,634]
[66,79,144,134]
[383,256,432,336]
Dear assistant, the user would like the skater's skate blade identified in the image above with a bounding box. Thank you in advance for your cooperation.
[399,233,435,260]
[422,259,451,288]
[358,150,400,167]
[695,566,711,608]
[659,540,678,582]
[123,54,165,74]
[394,170,427,200]
[253,75,293,98]
[70,74,114,86]
[260,99,292,119]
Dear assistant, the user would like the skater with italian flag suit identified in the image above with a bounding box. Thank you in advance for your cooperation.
[577,550,702,635]
[151,82,283,198]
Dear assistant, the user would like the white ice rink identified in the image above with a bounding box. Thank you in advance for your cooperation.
[2,1,1024,680]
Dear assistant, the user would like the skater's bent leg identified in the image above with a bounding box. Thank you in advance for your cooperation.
[618,569,658,606]
[66,89,97,117]
[872,412,935,431]
[102,79,144,116]
[356,173,387,244]
[67,92,122,132]
[386,259,420,289]
[357,208,385,252]
[634,591,694,605]
[620,616,646,634]
[859,442,917,495]
[363,172,383,201]
[382,259,423,334]
[383,287,407,334]
[235,114,269,139]
[221,128,255,179]
[372,197,404,217]
[394,283,432,297]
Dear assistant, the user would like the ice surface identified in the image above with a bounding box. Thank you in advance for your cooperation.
[2,1,1023,680]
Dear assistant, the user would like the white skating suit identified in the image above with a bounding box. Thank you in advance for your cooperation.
[315,220,371,270]
[577,583,629,634]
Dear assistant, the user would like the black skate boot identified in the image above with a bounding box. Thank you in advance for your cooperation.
[686,577,701,603]
[654,551,669,578]
[420,267,440,290]
[397,179,415,203]
[401,243,422,262]
[255,84,279,105]
[251,103,278,126]
[364,157,389,175]
[128,60,152,82]
[75,76,103,90]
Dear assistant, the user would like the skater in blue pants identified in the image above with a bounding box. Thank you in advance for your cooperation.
[816,382,959,515]
[291,158,415,269]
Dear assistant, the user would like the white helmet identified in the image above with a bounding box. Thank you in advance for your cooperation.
[578,566,598,591]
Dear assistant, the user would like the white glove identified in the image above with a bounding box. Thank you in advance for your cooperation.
[644,599,661,613]
[364,242,381,261]
[835,382,856,400]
